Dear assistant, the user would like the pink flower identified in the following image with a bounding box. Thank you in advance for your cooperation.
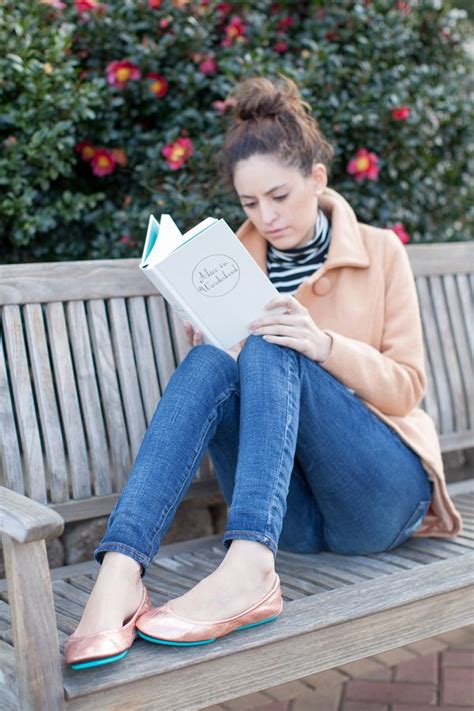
[347,148,380,181]
[273,40,288,53]
[75,0,99,13]
[391,106,410,121]
[146,73,169,97]
[91,148,116,176]
[221,14,246,47]
[106,60,141,89]
[390,223,410,244]
[212,96,237,113]
[161,137,193,170]
[40,0,66,8]
[199,56,217,75]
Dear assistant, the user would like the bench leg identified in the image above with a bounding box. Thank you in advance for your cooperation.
[2,534,65,710]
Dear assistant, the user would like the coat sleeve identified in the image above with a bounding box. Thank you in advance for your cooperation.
[319,231,427,416]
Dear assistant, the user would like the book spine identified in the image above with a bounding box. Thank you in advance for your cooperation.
[142,264,223,349]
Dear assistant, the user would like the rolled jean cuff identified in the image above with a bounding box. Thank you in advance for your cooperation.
[93,542,150,578]
[222,530,278,559]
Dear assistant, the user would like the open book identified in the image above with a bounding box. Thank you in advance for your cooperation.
[139,214,286,350]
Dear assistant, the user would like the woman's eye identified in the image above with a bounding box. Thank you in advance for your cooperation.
[275,195,287,201]
[242,195,287,209]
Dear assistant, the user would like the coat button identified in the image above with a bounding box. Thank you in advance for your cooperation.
[313,277,332,296]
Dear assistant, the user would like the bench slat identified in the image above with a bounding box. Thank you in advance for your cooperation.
[108,298,146,460]
[417,277,454,433]
[147,295,178,393]
[87,300,131,491]
[66,301,112,496]
[445,275,473,427]
[23,304,68,503]
[127,296,161,425]
[45,302,91,499]
[0,333,23,494]
[430,275,470,432]
[2,306,47,502]
[457,273,474,358]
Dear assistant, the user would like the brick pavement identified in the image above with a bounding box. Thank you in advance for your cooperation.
[204,625,474,710]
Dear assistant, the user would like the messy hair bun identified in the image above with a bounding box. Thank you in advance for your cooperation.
[216,74,334,191]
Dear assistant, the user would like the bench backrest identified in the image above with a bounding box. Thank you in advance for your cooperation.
[1,243,472,523]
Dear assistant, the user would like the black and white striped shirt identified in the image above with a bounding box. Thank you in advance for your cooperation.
[267,208,331,294]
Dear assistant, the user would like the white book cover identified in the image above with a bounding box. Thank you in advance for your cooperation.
[139,213,286,350]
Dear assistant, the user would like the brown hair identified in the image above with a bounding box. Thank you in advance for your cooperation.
[216,74,334,192]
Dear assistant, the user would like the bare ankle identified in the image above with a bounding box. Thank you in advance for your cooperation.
[100,552,143,581]
[222,540,275,576]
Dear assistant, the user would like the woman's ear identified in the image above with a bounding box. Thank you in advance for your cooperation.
[311,162,328,195]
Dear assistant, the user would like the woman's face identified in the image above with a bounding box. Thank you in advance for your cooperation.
[233,153,327,250]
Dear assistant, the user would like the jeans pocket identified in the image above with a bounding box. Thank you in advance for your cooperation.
[386,498,431,550]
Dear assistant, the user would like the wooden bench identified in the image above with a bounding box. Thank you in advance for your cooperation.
[0,242,473,710]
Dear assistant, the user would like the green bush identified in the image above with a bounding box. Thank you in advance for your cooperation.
[1,0,472,263]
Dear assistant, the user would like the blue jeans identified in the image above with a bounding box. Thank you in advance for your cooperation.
[94,336,433,577]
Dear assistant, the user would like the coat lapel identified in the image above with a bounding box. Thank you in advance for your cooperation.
[236,187,370,287]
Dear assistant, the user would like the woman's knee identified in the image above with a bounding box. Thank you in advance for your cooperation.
[175,344,239,391]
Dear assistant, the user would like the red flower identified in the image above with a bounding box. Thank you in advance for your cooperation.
[198,56,217,75]
[390,223,410,244]
[273,40,288,53]
[75,0,99,13]
[106,60,141,89]
[221,14,246,46]
[391,106,410,121]
[148,0,162,7]
[161,137,193,170]
[159,16,173,29]
[146,73,169,97]
[75,141,96,161]
[91,148,116,176]
[276,16,294,31]
[347,148,380,181]
[217,2,233,14]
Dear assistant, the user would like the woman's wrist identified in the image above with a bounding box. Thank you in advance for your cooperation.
[316,333,333,363]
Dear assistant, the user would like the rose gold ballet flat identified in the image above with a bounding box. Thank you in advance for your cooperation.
[135,573,283,646]
[65,585,154,670]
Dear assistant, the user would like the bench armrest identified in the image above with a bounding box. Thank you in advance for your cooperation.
[0,486,64,543]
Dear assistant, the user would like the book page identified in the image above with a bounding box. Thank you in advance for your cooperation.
[158,219,286,349]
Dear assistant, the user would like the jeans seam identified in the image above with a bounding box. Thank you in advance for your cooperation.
[264,348,297,542]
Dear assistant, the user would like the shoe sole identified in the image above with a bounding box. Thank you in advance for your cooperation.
[136,614,280,646]
[70,649,129,670]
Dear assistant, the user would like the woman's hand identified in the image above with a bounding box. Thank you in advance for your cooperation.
[183,320,203,347]
[248,295,333,362]
[183,321,241,361]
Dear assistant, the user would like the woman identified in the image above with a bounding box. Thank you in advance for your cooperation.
[65,75,462,669]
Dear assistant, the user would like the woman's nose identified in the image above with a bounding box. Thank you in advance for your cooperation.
[260,202,279,225]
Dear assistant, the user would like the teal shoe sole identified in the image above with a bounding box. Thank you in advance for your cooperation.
[136,614,279,647]
[70,649,129,670]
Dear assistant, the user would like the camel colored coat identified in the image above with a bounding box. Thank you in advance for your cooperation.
[235,186,463,540]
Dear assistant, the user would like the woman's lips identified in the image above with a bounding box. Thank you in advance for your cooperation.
[267,228,287,236]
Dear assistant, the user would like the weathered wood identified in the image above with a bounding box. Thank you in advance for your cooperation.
[0,486,64,544]
[2,534,64,711]
[1,244,472,307]
[63,554,474,709]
